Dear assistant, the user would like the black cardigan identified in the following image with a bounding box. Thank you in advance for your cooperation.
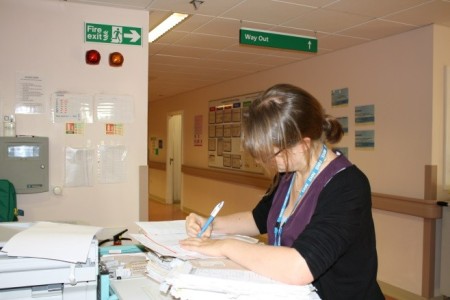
[252,165,384,300]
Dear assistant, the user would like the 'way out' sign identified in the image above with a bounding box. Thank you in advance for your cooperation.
[85,23,142,46]
[239,28,317,53]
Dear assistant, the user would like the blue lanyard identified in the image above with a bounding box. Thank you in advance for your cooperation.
[274,144,328,246]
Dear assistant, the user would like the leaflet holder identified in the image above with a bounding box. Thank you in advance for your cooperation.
[0,136,49,194]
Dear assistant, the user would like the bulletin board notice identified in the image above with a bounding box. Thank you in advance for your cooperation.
[208,92,263,174]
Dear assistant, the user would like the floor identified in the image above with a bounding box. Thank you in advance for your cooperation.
[148,200,397,300]
[148,200,187,221]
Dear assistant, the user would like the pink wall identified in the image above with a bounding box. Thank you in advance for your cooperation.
[149,25,450,296]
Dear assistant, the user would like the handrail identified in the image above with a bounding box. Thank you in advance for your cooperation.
[149,162,443,219]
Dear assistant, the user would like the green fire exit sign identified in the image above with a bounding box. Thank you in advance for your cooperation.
[85,23,142,46]
[239,28,317,53]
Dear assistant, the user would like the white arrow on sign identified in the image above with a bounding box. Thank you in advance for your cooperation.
[124,30,141,43]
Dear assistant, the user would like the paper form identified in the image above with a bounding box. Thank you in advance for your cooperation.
[134,220,194,259]
[1,221,101,263]
[15,72,46,114]
[133,221,257,260]
[98,144,127,184]
[95,94,134,123]
[136,220,186,235]
[51,92,94,123]
[131,233,211,260]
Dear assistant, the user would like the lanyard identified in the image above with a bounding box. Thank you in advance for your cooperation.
[274,144,327,246]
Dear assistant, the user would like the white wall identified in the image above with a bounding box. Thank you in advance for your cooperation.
[0,0,149,231]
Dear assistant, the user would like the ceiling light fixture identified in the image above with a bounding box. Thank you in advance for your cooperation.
[148,13,189,43]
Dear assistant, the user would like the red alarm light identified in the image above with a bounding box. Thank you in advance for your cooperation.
[85,50,101,65]
[109,52,124,67]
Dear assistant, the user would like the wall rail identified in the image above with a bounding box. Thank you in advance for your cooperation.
[177,164,443,220]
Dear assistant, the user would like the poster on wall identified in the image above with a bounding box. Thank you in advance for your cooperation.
[336,116,349,134]
[97,144,127,184]
[65,123,85,135]
[51,92,94,123]
[331,87,349,106]
[355,104,375,124]
[355,130,375,149]
[94,94,134,123]
[208,92,263,174]
[194,115,203,146]
[15,72,46,114]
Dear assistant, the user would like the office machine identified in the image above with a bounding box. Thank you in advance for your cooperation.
[0,223,98,300]
[0,136,49,194]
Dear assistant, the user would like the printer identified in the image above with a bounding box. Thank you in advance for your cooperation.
[0,223,98,300]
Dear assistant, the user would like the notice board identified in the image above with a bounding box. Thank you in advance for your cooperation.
[208,92,263,174]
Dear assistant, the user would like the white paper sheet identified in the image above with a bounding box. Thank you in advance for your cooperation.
[51,92,94,123]
[95,94,134,123]
[98,144,127,184]
[1,221,101,263]
[168,271,320,300]
[133,220,202,259]
[131,233,211,260]
[133,220,258,260]
[15,72,46,114]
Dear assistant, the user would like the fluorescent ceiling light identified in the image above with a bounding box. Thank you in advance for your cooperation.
[148,13,189,43]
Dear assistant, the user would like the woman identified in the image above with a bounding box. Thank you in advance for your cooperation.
[181,84,384,299]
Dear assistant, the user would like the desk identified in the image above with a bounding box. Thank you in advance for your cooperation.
[110,277,171,300]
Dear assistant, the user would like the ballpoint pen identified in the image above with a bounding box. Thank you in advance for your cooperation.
[197,201,224,237]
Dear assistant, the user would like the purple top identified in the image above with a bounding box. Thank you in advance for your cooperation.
[267,153,352,246]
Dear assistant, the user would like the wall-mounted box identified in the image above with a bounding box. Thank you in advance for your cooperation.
[0,136,49,194]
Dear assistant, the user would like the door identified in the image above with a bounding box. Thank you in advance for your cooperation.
[166,113,182,204]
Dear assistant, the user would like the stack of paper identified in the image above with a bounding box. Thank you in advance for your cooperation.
[132,220,320,300]
[166,261,320,300]
[1,221,101,263]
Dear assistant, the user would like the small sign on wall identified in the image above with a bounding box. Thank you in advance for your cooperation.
[85,22,142,46]
[194,115,203,146]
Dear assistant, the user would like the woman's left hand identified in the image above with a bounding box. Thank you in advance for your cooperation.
[179,237,227,257]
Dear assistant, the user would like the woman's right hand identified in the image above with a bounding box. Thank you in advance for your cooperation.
[185,213,212,237]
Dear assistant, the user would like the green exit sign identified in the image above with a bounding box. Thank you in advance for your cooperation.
[85,23,142,46]
[240,28,317,53]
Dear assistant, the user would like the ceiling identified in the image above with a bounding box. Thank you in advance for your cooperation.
[68,0,450,101]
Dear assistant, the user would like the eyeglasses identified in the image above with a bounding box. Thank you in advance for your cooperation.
[274,149,284,156]
[267,148,284,161]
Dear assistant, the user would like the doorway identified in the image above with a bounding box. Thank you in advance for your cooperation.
[166,113,182,204]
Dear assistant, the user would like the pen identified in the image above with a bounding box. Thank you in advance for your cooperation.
[197,201,224,237]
